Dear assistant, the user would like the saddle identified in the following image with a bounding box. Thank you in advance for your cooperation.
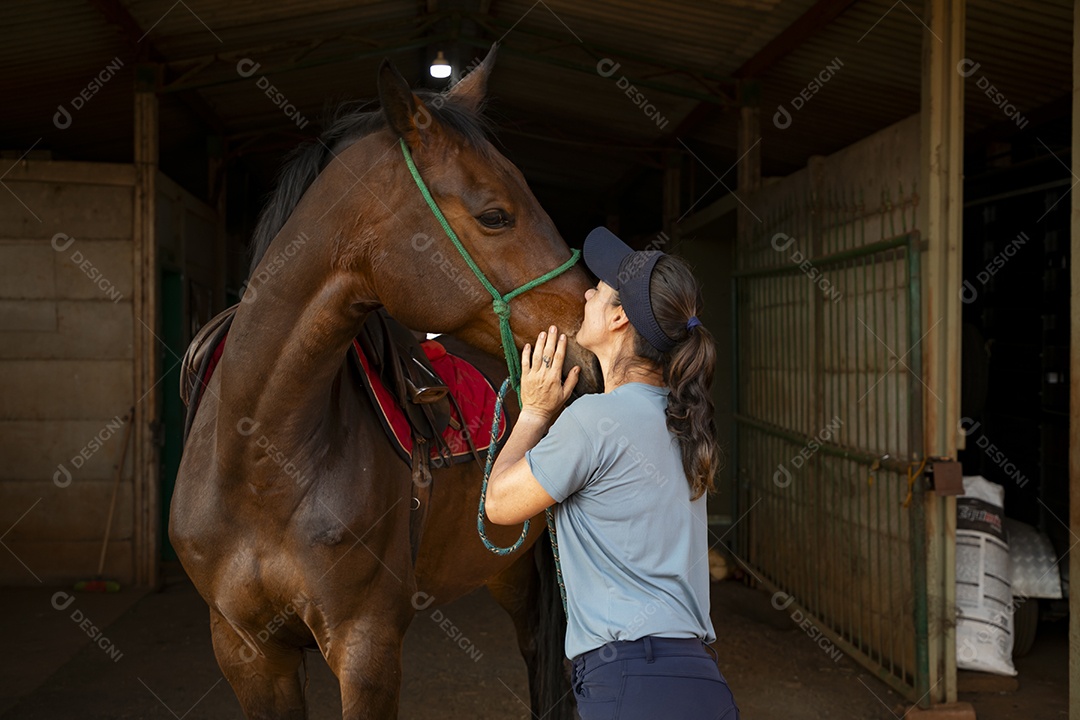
[180,305,455,459]
[353,309,454,467]
[180,305,500,564]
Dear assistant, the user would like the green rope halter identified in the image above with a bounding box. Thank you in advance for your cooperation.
[400,138,574,613]
[399,138,580,400]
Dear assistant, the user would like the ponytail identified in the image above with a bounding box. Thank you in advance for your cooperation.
[665,321,720,499]
[611,254,722,499]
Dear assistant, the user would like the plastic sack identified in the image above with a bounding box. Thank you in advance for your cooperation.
[955,475,1016,676]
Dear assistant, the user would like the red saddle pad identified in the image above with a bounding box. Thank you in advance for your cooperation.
[202,336,506,466]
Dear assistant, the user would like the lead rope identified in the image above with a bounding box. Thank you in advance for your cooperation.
[475,379,568,614]
[399,139,570,615]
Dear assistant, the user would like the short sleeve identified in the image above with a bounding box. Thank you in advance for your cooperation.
[525,407,599,503]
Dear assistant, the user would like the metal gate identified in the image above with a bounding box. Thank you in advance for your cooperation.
[731,192,932,703]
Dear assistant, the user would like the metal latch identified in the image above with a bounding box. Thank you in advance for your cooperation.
[927,457,964,496]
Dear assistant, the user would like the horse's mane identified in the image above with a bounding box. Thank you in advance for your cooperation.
[248,90,493,275]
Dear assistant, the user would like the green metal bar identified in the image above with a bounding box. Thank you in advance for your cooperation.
[868,252,876,664]
[857,250,868,655]
[887,250,900,678]
[733,227,926,702]
[734,415,914,475]
[823,271,835,632]
[809,184,823,617]
[733,232,917,279]
[906,233,931,707]
[838,248,851,648]
[730,275,742,557]
[772,276,783,582]
[749,566,920,700]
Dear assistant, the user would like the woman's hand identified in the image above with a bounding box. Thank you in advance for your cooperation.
[519,325,580,424]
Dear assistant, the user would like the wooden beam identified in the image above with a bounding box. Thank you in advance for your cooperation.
[86,0,154,61]
[133,64,161,588]
[733,0,859,79]
[660,0,858,146]
[605,0,859,207]
[918,0,964,706]
[87,0,225,136]
[678,192,737,235]
[736,105,761,242]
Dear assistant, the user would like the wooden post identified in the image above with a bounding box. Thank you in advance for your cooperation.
[1069,2,1080,714]
[736,85,762,248]
[208,135,227,311]
[133,64,160,588]
[919,0,964,704]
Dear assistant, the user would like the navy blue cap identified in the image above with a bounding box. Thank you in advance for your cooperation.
[583,227,676,353]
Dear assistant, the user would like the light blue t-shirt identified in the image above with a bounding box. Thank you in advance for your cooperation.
[525,382,716,659]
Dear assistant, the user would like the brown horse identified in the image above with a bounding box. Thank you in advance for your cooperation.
[170,48,600,719]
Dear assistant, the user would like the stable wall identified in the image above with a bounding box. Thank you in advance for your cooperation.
[0,159,220,586]
[0,160,138,586]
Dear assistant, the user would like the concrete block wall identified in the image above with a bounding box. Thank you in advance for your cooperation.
[0,160,137,586]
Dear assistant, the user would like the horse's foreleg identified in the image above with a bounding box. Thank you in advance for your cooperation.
[210,609,307,720]
[486,547,541,711]
[322,615,409,720]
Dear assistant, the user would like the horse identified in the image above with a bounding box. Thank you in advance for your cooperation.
[169,47,602,719]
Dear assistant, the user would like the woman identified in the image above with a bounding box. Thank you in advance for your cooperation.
[485,227,739,719]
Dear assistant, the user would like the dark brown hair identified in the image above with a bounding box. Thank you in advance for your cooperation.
[611,254,721,500]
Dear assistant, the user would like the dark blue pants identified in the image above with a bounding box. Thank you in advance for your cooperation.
[570,637,739,720]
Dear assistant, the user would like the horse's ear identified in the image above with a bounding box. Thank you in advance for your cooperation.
[378,58,428,147]
[446,43,497,112]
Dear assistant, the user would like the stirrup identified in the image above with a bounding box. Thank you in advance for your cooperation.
[405,377,449,405]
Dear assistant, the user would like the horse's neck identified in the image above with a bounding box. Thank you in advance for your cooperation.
[216,240,373,464]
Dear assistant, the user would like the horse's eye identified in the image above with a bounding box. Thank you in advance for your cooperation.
[478,209,512,229]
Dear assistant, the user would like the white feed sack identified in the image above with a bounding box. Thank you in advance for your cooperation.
[955,475,1017,676]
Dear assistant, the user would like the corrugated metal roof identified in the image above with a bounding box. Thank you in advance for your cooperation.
[0,0,1072,209]
[689,0,1071,183]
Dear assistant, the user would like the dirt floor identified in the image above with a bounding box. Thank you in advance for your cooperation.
[0,569,1067,719]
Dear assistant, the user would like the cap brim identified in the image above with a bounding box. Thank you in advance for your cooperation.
[583,227,634,290]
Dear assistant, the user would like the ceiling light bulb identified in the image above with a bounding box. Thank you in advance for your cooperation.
[430,51,451,79]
